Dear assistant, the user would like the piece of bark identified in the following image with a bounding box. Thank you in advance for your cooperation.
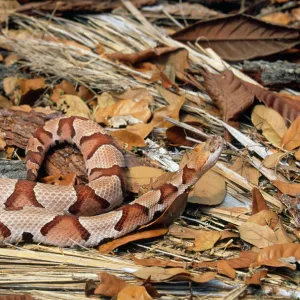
[0,160,26,179]
[0,108,151,184]
[16,0,156,15]
[243,60,300,89]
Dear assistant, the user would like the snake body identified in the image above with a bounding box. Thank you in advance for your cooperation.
[0,117,222,247]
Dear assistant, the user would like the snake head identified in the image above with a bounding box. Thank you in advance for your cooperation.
[186,136,223,176]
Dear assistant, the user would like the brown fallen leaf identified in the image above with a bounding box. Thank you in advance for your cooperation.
[51,80,77,103]
[172,14,300,61]
[190,272,216,283]
[3,77,18,96]
[187,230,221,252]
[95,99,151,125]
[261,12,292,25]
[282,116,300,150]
[57,95,91,119]
[77,86,94,101]
[132,256,185,268]
[0,0,19,22]
[98,228,168,254]
[126,166,165,193]
[117,286,152,300]
[252,188,269,215]
[217,260,236,279]
[230,157,260,186]
[254,243,300,269]
[202,70,300,141]
[245,270,268,285]
[272,180,300,196]
[17,77,45,96]
[133,267,190,281]
[251,105,287,146]
[0,95,12,109]
[188,170,226,206]
[193,251,257,270]
[166,121,205,147]
[110,130,147,150]
[40,173,76,186]
[93,272,129,297]
[263,152,286,169]
[4,53,19,66]
[111,87,154,104]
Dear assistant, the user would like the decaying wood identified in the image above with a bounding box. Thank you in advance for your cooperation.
[243,60,300,88]
[0,160,26,179]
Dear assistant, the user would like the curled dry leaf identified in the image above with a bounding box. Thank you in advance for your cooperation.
[98,228,168,254]
[93,272,129,297]
[95,99,151,125]
[110,130,146,150]
[272,180,300,197]
[254,243,300,269]
[193,251,257,270]
[40,173,76,186]
[217,260,236,279]
[117,286,152,300]
[245,270,268,285]
[132,256,185,268]
[251,188,269,215]
[251,105,287,146]
[281,116,300,150]
[51,80,77,103]
[230,157,260,186]
[263,152,286,169]
[187,230,221,252]
[57,95,91,119]
[126,166,165,193]
[188,170,226,206]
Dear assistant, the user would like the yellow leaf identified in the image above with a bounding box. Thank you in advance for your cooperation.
[251,105,287,146]
[188,170,226,205]
[282,116,300,150]
[57,95,91,119]
[126,166,165,193]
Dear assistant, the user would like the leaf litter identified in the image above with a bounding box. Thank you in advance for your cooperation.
[0,3,299,300]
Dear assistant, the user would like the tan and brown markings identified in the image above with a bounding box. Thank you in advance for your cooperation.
[0,117,223,247]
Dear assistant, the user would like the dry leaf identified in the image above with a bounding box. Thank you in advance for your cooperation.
[110,130,146,150]
[3,77,18,96]
[57,95,91,119]
[245,270,268,285]
[111,88,154,103]
[273,180,300,196]
[239,222,278,248]
[0,0,19,22]
[172,14,300,61]
[17,78,45,95]
[117,286,152,300]
[230,157,260,186]
[98,228,168,254]
[252,188,269,215]
[40,173,76,186]
[132,256,185,268]
[281,195,300,228]
[254,243,300,269]
[4,53,19,66]
[77,86,94,101]
[187,231,221,252]
[95,99,151,125]
[51,80,77,103]
[191,272,216,283]
[282,116,300,150]
[126,166,165,193]
[0,95,12,109]
[133,267,190,281]
[188,170,226,205]
[96,92,117,109]
[263,152,286,168]
[217,260,236,279]
[94,272,129,297]
[251,105,287,146]
[261,12,292,25]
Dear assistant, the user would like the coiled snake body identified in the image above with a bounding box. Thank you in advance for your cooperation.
[0,117,222,247]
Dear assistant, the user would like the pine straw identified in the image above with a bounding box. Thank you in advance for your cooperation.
[0,5,299,299]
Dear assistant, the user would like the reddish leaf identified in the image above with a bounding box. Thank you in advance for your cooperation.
[245,270,268,285]
[217,260,236,279]
[252,187,269,215]
[172,14,300,61]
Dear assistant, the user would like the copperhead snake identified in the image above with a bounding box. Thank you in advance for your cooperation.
[0,116,223,247]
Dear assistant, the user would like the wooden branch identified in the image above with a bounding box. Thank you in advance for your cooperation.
[243,60,300,88]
